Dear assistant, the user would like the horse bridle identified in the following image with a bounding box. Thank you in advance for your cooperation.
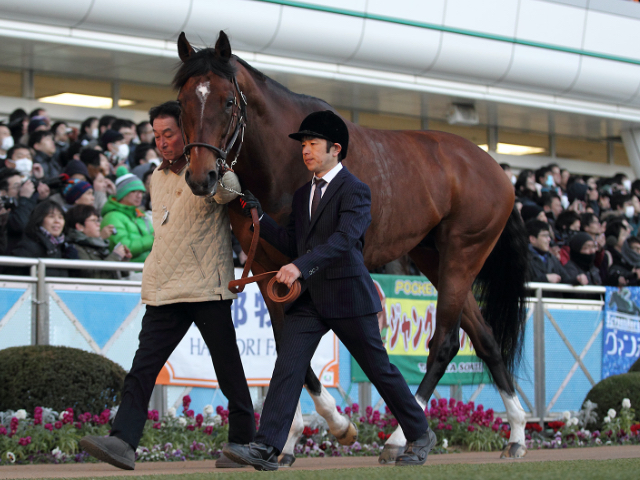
[180,76,247,195]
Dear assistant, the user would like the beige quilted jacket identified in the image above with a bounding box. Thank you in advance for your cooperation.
[141,166,237,305]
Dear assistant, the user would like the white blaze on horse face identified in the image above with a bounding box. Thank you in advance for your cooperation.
[196,81,210,123]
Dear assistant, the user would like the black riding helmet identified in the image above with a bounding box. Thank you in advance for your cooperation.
[288,110,349,159]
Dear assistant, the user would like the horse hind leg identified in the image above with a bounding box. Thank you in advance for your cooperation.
[460,295,527,458]
[304,368,357,445]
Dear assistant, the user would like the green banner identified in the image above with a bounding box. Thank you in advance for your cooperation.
[351,274,491,385]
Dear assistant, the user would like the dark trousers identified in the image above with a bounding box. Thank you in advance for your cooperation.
[255,294,429,452]
[111,301,255,448]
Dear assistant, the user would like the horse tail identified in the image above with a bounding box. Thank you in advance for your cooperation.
[474,207,528,382]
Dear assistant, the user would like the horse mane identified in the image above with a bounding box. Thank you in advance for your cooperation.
[173,46,327,107]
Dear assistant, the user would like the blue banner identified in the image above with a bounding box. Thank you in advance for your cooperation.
[603,287,640,378]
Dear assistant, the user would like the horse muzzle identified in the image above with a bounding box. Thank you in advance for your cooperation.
[185,167,219,197]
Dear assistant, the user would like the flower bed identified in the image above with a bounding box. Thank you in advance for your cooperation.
[1,396,638,465]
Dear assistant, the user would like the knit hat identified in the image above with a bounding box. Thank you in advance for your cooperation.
[115,167,145,201]
[63,179,93,205]
[569,232,593,252]
[63,159,90,179]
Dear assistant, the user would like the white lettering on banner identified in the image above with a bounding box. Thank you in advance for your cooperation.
[606,311,640,333]
[160,269,339,387]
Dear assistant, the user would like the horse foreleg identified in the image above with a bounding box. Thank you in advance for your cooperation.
[304,368,357,445]
[279,402,303,467]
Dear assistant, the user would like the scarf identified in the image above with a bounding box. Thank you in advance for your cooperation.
[39,226,65,245]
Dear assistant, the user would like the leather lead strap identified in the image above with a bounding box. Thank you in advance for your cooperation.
[227,208,301,303]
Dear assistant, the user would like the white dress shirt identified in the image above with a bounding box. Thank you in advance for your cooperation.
[309,162,343,218]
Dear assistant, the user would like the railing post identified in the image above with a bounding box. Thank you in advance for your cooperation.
[36,260,49,345]
[358,382,372,409]
[30,264,37,345]
[534,287,545,427]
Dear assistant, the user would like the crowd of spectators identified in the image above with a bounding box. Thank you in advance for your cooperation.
[508,162,640,286]
[0,107,158,277]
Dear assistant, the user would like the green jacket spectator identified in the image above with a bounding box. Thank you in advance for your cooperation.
[100,170,153,262]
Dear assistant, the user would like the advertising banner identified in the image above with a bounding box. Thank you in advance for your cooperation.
[156,274,339,388]
[351,275,491,385]
[603,287,640,378]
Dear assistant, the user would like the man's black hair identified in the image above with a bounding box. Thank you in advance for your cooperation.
[499,163,511,171]
[539,191,560,208]
[149,101,181,126]
[0,168,22,191]
[580,213,598,231]
[29,108,45,118]
[526,219,550,239]
[136,120,151,138]
[605,217,628,241]
[555,210,581,232]
[80,117,98,136]
[535,166,551,184]
[132,143,155,168]
[5,144,30,161]
[80,148,101,167]
[111,119,132,133]
[66,204,99,232]
[99,115,116,130]
[28,130,53,149]
[611,193,632,211]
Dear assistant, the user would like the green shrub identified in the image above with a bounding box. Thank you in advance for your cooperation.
[630,357,640,373]
[583,372,640,427]
[0,346,126,414]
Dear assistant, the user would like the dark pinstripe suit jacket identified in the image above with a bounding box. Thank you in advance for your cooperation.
[260,166,382,319]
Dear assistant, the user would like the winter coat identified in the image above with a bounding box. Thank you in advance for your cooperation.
[140,165,236,306]
[100,197,154,263]
[66,229,123,279]
[564,260,602,285]
[10,229,77,277]
[527,244,574,284]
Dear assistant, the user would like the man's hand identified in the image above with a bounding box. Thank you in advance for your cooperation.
[32,163,44,179]
[100,225,115,239]
[546,273,561,283]
[576,273,589,285]
[19,180,35,198]
[275,263,301,287]
[239,190,263,218]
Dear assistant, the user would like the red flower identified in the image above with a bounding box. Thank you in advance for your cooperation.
[44,423,53,432]
[18,436,32,446]
[548,421,565,432]
[378,431,386,440]
[75,422,82,430]
[186,409,194,418]
[0,426,7,436]
[204,425,214,435]
[467,425,475,432]
[526,422,543,433]
[186,425,195,431]
[54,421,62,429]
[182,395,191,411]
[153,422,162,429]
[303,426,314,437]
[196,414,204,427]
[336,406,342,414]
[630,424,640,435]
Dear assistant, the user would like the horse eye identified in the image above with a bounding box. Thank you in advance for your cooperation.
[226,100,234,108]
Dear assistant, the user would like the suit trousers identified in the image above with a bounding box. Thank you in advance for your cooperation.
[110,301,255,448]
[255,294,429,452]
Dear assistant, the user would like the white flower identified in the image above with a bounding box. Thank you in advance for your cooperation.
[569,417,579,426]
[607,408,616,419]
[562,411,571,421]
[15,409,27,420]
[167,407,176,418]
[622,398,631,409]
[604,416,611,423]
[442,439,448,449]
[51,447,62,459]
[177,417,187,426]
[595,438,602,445]
[59,411,66,420]
[213,415,222,426]
[6,452,16,463]
[203,405,214,416]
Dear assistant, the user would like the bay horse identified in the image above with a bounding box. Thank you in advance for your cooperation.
[175,31,529,464]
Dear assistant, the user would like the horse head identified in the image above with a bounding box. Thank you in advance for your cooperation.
[175,31,246,197]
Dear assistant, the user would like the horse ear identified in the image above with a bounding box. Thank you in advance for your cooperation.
[177,32,195,62]
[215,30,232,62]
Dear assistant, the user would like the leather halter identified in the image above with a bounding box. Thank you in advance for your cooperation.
[180,76,247,173]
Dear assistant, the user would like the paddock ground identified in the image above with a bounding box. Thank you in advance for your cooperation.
[1,446,639,479]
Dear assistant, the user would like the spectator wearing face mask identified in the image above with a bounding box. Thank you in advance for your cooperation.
[100,130,129,170]
[100,168,153,263]
[30,130,62,179]
[51,121,73,164]
[609,193,639,235]
[131,143,160,180]
[66,204,131,279]
[78,117,99,147]
[515,169,539,206]
[564,232,601,285]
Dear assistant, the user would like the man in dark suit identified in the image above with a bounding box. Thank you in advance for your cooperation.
[223,110,435,471]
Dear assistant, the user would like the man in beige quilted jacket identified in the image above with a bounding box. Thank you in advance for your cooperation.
[80,101,255,470]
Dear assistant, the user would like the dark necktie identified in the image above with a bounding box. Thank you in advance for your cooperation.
[311,178,327,217]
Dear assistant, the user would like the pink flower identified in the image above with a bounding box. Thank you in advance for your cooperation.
[336,406,342,414]
[438,398,447,408]
[430,399,438,408]
[449,398,456,408]
[44,423,53,431]
[0,426,7,435]
[352,403,360,414]
[18,436,32,446]
[467,425,475,432]
[457,416,465,423]
[344,406,351,415]
[54,421,62,429]
[365,406,373,417]
[216,405,224,415]
[437,422,445,430]
[204,426,214,435]
[186,409,194,418]
[75,422,82,430]
[186,425,195,431]
[182,395,192,411]
[195,414,204,427]
[153,422,162,429]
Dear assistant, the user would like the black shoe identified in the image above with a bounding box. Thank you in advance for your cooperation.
[395,430,437,466]
[222,442,279,471]
[215,451,247,468]
[79,435,135,470]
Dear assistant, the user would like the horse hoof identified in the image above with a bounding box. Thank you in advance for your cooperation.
[335,420,358,446]
[378,444,403,465]
[279,454,296,467]
[500,442,527,459]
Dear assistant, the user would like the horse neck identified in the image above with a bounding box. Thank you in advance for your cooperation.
[235,68,324,215]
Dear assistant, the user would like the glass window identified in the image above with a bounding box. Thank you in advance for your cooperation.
[0,70,22,97]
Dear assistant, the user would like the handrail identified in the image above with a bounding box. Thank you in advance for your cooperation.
[0,256,144,272]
